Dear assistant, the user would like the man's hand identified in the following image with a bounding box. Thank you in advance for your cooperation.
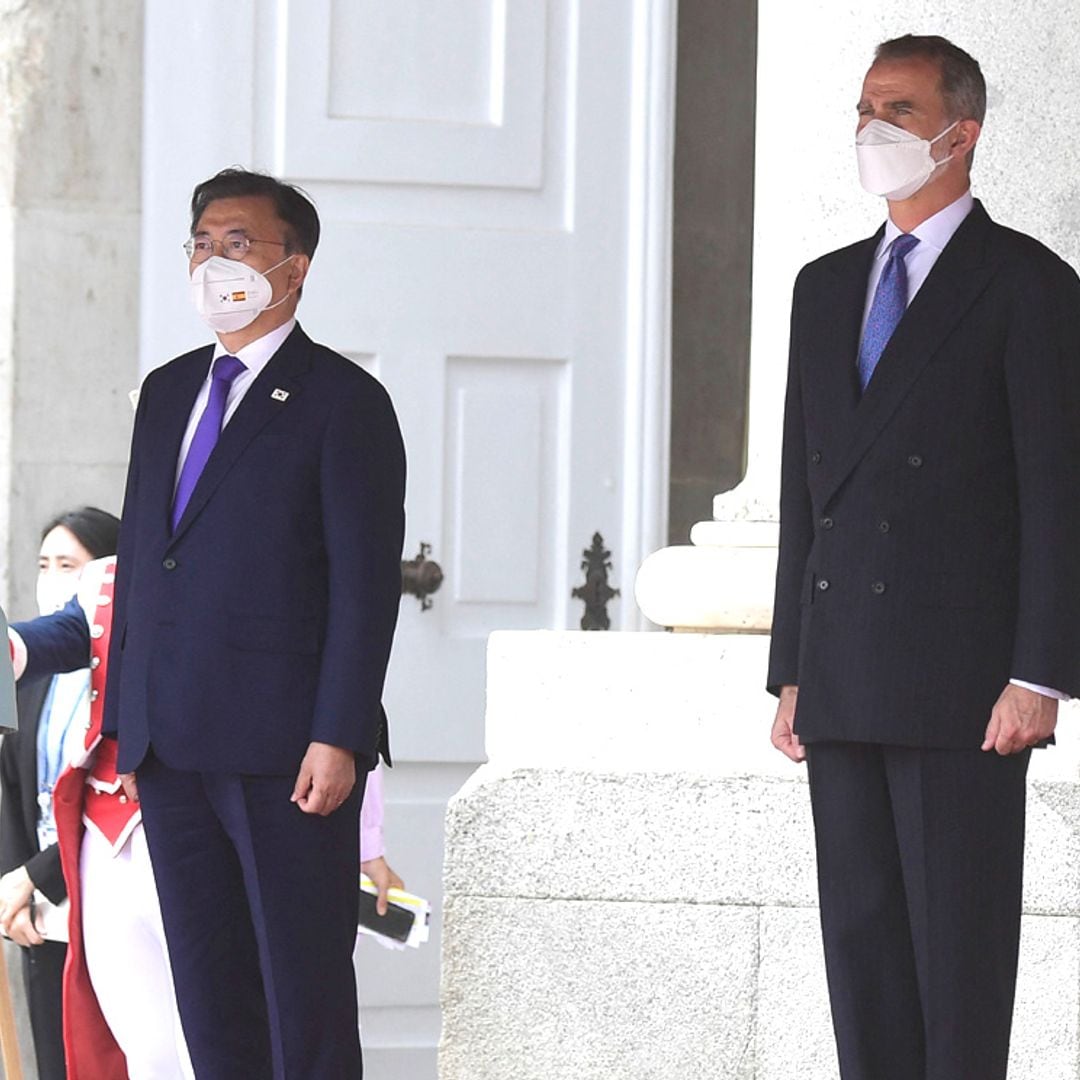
[291,742,356,816]
[982,683,1058,755]
[119,772,139,803]
[0,866,35,940]
[771,685,805,763]
[6,905,44,948]
[361,856,405,916]
[0,866,35,932]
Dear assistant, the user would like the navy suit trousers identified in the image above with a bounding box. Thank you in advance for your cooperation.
[806,742,1030,1080]
[137,751,364,1079]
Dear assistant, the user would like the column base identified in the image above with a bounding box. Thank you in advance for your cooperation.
[634,520,778,631]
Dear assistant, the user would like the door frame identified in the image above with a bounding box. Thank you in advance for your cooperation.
[621,0,676,625]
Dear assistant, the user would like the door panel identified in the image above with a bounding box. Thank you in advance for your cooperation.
[141,2,666,1074]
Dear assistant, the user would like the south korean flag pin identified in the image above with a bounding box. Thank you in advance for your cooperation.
[271,388,290,403]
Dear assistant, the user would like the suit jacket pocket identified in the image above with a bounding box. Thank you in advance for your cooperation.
[227,614,320,655]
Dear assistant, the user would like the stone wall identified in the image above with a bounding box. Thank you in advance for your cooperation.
[0,4,142,1073]
[0,0,143,618]
[440,633,1080,1078]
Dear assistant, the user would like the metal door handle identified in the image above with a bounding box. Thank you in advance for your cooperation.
[401,543,443,611]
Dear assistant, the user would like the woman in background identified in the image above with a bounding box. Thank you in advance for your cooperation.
[0,507,119,1080]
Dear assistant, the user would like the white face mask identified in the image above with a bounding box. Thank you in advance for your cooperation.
[36,572,79,617]
[190,255,294,334]
[855,119,960,202]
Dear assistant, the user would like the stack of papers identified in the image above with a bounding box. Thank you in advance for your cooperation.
[357,874,431,951]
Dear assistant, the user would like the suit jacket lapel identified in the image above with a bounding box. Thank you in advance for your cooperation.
[820,201,999,505]
[145,350,213,538]
[167,326,312,545]
[815,231,882,462]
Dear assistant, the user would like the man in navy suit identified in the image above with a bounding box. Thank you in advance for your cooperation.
[104,169,405,1078]
[768,36,1080,1080]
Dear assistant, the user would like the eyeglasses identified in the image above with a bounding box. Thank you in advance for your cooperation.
[183,230,287,263]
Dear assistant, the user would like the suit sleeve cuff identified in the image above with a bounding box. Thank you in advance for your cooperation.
[1010,678,1070,701]
[25,846,66,905]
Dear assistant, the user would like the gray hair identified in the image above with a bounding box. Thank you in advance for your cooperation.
[874,35,987,125]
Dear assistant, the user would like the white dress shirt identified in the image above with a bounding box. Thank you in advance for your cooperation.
[861,191,1066,703]
[860,189,974,338]
[173,317,296,494]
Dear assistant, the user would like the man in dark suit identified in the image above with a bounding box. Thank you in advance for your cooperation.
[767,35,1080,1080]
[104,169,405,1078]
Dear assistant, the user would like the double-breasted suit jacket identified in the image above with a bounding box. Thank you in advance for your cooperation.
[767,201,1080,746]
[103,323,405,776]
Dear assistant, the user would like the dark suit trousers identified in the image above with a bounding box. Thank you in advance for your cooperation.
[806,742,1030,1080]
[21,939,67,1080]
[137,751,364,1080]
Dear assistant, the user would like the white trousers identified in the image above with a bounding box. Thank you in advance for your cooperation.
[80,822,195,1080]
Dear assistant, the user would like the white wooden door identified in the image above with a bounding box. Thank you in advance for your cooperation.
[140,3,671,1076]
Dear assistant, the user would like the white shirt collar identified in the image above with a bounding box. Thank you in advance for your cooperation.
[210,317,297,380]
[878,189,975,257]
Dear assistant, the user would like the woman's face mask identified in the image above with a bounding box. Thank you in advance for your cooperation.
[36,573,79,617]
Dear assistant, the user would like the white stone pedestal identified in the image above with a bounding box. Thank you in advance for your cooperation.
[439,631,1080,1080]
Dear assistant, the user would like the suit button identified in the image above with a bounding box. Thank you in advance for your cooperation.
[907,454,923,468]
[90,689,99,702]
[811,450,822,464]
[820,517,834,530]
[163,557,177,571]
[89,656,101,670]
[871,581,887,595]
[90,625,105,639]
[878,520,890,533]
[817,578,830,592]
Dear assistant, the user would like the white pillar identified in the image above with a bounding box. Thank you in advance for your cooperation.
[637,0,1080,630]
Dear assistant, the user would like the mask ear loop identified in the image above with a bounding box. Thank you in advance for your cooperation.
[929,119,962,159]
[263,254,299,312]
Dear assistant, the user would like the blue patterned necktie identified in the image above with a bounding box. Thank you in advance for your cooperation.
[171,354,246,532]
[858,232,920,392]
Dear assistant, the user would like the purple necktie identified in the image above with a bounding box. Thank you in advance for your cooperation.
[858,232,920,392]
[171,354,246,532]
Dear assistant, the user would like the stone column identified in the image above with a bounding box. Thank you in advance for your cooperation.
[637,0,1080,631]
[0,0,143,618]
[0,5,142,1074]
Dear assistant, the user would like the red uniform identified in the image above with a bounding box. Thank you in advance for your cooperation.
[51,558,132,1079]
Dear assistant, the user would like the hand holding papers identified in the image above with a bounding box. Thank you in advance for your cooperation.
[357,873,430,951]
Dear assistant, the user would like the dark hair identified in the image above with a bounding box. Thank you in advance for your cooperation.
[41,507,120,560]
[874,35,986,125]
[189,168,321,259]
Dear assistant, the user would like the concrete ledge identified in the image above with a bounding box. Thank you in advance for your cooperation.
[440,632,1080,1078]
[446,769,818,907]
[441,897,759,1080]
